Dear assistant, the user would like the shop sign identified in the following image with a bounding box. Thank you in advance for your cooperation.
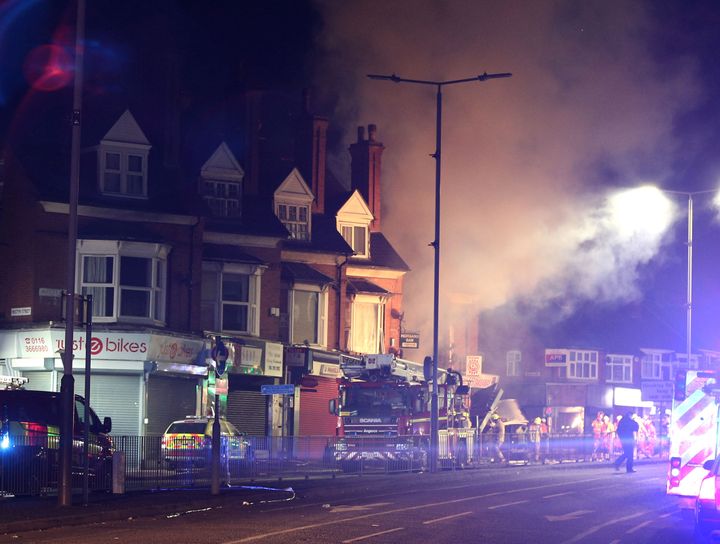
[400,333,420,349]
[284,347,308,367]
[14,330,204,363]
[311,361,341,378]
[640,382,673,403]
[545,350,568,367]
[465,373,497,389]
[10,307,31,317]
[263,342,284,377]
[261,384,295,396]
[466,355,483,376]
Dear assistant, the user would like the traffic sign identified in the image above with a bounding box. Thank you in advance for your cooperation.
[260,384,295,396]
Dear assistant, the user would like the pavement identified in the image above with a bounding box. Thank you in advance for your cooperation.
[0,457,668,537]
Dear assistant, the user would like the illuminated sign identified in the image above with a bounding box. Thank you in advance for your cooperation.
[545,350,568,367]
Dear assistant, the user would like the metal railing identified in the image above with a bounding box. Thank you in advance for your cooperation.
[0,432,669,496]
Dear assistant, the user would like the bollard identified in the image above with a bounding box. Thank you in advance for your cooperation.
[112,451,126,494]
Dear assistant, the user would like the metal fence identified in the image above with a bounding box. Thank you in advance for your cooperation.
[0,432,668,496]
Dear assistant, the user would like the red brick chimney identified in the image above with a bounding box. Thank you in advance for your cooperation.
[349,124,384,231]
[295,90,328,214]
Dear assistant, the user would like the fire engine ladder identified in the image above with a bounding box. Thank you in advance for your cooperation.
[391,357,435,383]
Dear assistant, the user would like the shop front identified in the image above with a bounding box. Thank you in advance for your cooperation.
[285,346,341,458]
[211,337,284,436]
[0,327,207,436]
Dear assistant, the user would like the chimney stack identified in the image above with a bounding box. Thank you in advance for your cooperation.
[294,90,328,214]
[349,124,384,232]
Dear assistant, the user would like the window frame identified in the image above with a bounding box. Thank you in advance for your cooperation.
[276,201,311,241]
[640,351,673,380]
[567,349,598,380]
[348,294,385,354]
[201,262,262,336]
[506,350,522,377]
[98,143,149,198]
[204,179,242,217]
[605,354,633,384]
[77,240,169,325]
[288,282,328,347]
[339,222,369,258]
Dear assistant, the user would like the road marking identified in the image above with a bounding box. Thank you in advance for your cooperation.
[423,511,472,525]
[488,500,529,510]
[543,492,573,499]
[225,476,611,543]
[626,519,653,534]
[330,502,392,514]
[342,527,404,543]
[561,506,676,544]
[545,510,593,522]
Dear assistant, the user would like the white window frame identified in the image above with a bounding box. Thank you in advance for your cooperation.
[276,201,311,241]
[339,222,369,258]
[506,350,521,377]
[288,282,327,347]
[349,294,385,354]
[606,354,633,384]
[98,143,150,198]
[204,179,241,217]
[201,262,262,336]
[567,349,598,380]
[641,351,673,380]
[77,240,169,325]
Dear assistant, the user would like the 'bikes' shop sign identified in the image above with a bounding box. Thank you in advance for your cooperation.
[6,329,205,365]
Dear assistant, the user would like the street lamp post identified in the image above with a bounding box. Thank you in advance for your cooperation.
[367,71,511,472]
[663,189,717,368]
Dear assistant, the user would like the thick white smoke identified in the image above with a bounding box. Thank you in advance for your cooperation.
[313,1,700,345]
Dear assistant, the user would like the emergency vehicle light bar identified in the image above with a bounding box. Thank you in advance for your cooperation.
[0,376,28,390]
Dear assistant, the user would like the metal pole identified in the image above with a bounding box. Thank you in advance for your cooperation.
[60,0,86,507]
[687,195,693,367]
[366,70,511,474]
[430,85,442,473]
[82,295,92,505]
[211,336,222,495]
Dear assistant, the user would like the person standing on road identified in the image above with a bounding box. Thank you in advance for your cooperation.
[529,417,542,463]
[613,411,639,473]
[591,411,605,461]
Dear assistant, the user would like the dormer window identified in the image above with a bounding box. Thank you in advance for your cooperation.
[97,110,151,199]
[276,202,309,240]
[101,149,147,197]
[340,223,368,258]
[204,179,241,217]
[273,168,314,242]
[200,142,245,218]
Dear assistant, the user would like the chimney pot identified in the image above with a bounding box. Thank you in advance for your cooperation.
[368,124,377,141]
[357,126,365,142]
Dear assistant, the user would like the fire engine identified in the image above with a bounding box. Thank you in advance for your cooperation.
[328,353,500,471]
[667,370,720,498]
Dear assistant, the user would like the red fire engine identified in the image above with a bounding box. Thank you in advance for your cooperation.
[667,370,720,499]
[328,353,500,471]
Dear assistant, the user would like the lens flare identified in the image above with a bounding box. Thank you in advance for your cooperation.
[22,44,73,92]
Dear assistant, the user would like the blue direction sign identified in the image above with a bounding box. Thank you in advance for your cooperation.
[260,384,295,396]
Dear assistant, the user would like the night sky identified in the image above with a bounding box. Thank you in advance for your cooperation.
[3,1,720,359]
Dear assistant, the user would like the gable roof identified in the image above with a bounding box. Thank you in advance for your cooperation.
[101,110,151,147]
[200,142,244,181]
[336,189,373,223]
[274,167,314,201]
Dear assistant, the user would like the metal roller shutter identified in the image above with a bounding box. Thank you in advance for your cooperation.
[226,390,267,436]
[22,371,56,392]
[146,375,199,435]
[298,377,338,459]
[75,374,142,436]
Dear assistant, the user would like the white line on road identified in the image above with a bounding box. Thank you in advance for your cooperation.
[626,519,653,534]
[225,476,611,543]
[542,492,573,499]
[423,511,472,525]
[561,511,649,544]
[488,500,530,510]
[341,527,405,543]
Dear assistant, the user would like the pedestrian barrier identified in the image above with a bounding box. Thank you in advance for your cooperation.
[0,431,668,496]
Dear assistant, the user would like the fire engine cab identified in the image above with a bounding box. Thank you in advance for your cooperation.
[328,353,499,471]
[667,369,720,499]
